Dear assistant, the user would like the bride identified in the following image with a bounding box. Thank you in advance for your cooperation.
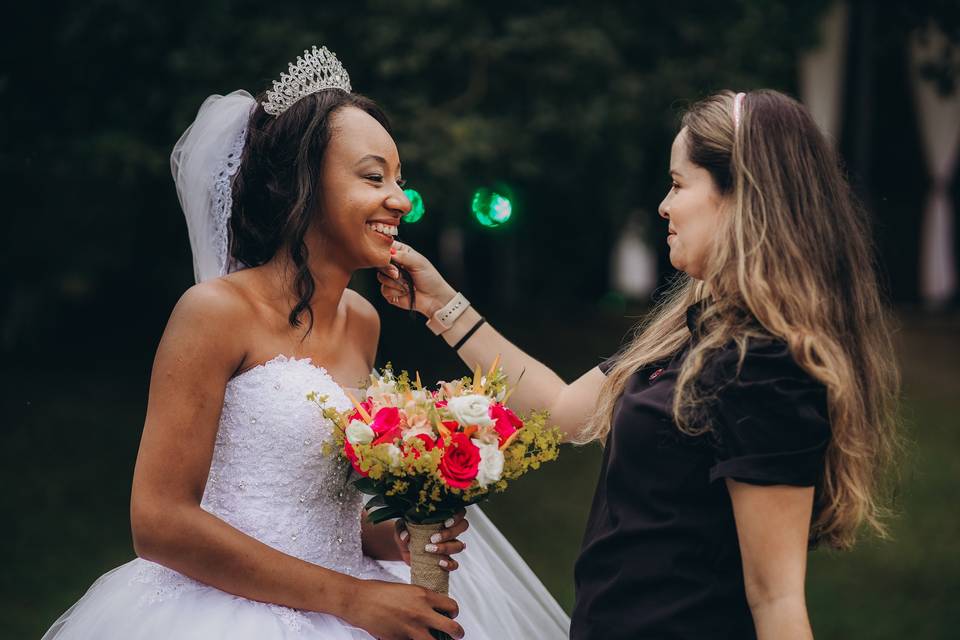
[43,46,569,640]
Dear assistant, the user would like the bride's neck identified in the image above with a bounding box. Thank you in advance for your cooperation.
[266,246,353,332]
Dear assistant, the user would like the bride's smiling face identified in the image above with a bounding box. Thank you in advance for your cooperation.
[657,128,727,280]
[316,106,411,268]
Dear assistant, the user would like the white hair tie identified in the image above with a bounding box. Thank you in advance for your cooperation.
[733,92,746,130]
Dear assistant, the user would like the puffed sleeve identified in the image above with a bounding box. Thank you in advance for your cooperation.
[707,339,831,487]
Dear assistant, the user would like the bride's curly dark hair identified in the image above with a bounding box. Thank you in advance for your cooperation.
[230,89,391,333]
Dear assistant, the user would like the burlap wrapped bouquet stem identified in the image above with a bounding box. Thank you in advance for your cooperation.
[405,521,450,595]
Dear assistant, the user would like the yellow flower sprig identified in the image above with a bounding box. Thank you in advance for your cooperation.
[310,359,562,523]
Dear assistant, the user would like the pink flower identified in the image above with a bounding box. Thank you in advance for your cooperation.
[343,440,367,476]
[370,407,402,445]
[438,433,481,489]
[489,404,523,446]
[371,407,401,434]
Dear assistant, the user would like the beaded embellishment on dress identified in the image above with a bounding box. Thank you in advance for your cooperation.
[127,356,396,628]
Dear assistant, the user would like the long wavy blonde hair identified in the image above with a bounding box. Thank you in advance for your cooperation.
[578,90,900,549]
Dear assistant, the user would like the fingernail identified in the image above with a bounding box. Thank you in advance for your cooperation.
[424,544,438,553]
[438,559,449,568]
[461,542,466,550]
[444,518,455,528]
[399,530,408,541]
[430,533,442,544]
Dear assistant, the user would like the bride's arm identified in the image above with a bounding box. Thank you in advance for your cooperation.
[379,242,607,442]
[130,282,462,639]
[131,283,353,612]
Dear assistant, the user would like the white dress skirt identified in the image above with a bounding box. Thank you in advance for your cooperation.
[42,356,570,639]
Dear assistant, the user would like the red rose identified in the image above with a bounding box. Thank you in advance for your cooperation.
[371,407,400,435]
[414,433,437,450]
[489,404,523,446]
[372,429,401,446]
[349,400,374,423]
[343,440,367,476]
[405,433,438,459]
[439,433,481,489]
[370,407,402,445]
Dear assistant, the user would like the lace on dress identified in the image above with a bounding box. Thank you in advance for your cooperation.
[127,356,398,630]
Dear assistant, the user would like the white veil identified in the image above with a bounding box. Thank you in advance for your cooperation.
[170,90,256,283]
[454,505,571,636]
[169,88,571,638]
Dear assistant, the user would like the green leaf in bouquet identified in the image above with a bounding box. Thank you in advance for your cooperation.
[403,504,453,525]
[364,494,388,509]
[385,492,415,512]
[367,506,402,525]
[353,477,381,494]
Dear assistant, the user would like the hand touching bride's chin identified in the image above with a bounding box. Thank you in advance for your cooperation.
[376,241,457,317]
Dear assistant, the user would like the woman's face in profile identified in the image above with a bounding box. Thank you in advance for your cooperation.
[658,128,726,280]
[315,106,411,269]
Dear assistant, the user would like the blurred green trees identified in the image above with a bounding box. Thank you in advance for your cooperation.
[2,1,958,352]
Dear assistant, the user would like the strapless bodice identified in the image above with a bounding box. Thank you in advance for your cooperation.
[130,355,397,612]
[199,355,364,570]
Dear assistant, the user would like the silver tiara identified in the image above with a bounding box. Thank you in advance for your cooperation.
[262,46,352,116]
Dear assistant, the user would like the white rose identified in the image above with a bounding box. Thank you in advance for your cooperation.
[403,425,435,441]
[384,444,403,467]
[366,380,398,402]
[446,394,495,428]
[345,419,375,445]
[473,439,504,488]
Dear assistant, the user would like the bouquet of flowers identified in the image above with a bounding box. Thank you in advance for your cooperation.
[309,357,562,601]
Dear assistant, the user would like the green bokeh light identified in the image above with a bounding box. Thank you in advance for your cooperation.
[471,187,514,228]
[403,188,425,223]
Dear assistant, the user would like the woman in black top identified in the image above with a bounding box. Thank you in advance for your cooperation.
[378,89,899,639]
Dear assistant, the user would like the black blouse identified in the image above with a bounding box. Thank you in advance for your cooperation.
[570,303,830,640]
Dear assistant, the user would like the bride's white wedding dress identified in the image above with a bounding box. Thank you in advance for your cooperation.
[43,355,570,639]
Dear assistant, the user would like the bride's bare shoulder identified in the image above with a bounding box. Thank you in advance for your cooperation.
[343,287,378,318]
[171,277,256,326]
[152,278,258,379]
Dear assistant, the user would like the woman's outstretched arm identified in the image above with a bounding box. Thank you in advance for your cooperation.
[379,242,606,441]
